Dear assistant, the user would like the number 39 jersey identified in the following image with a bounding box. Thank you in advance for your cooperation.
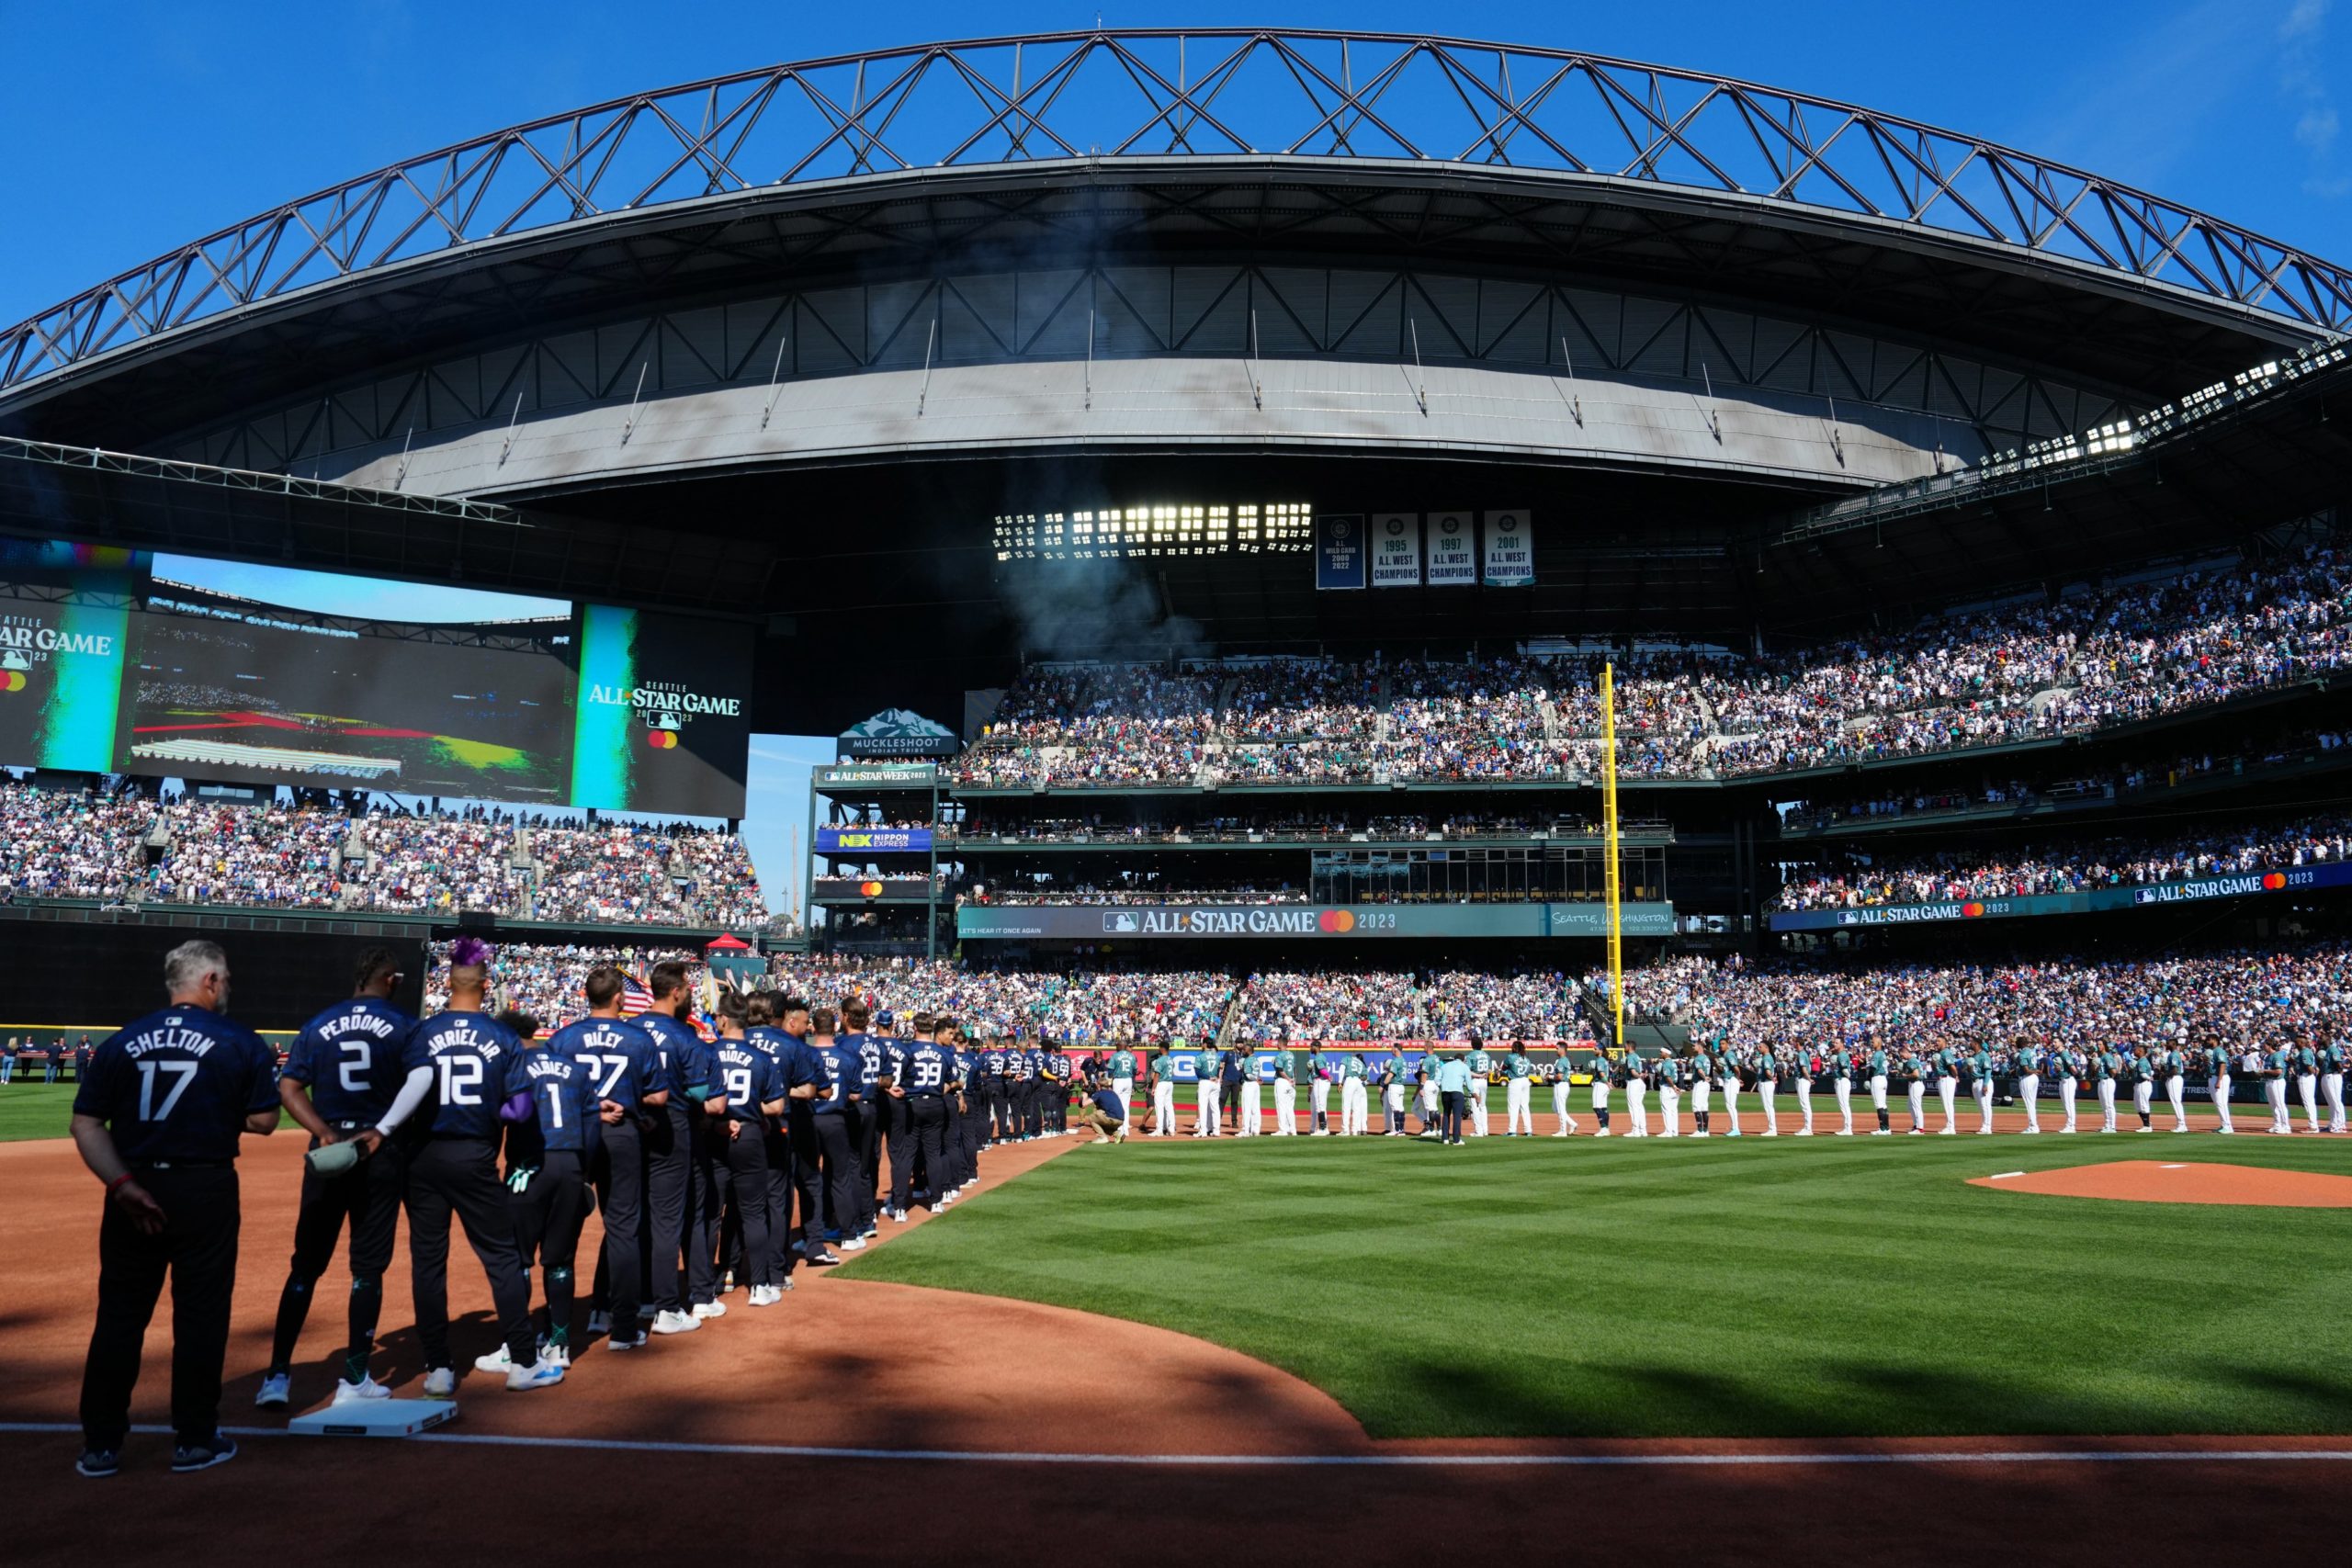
[281,997,417,1124]
[73,1006,280,1165]
[402,1010,522,1139]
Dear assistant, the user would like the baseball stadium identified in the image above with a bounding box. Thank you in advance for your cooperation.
[3,23,2351,1565]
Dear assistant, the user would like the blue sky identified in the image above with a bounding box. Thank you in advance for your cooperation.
[7,0,2346,914]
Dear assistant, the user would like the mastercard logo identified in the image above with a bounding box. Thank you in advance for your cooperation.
[2262,872,2288,890]
[0,671,25,693]
[1962,902,1984,918]
[645,729,679,749]
[1317,909,1356,933]
[859,880,884,898]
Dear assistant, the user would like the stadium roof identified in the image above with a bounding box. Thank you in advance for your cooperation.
[3,29,2346,450]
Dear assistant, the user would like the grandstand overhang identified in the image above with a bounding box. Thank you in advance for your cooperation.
[6,30,2346,469]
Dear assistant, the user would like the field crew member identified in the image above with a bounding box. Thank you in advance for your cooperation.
[1436,1051,1472,1145]
[1501,1045,1533,1136]
[1270,1046,1298,1134]
[1308,1045,1333,1134]
[1340,1051,1371,1136]
[1149,1043,1178,1135]
[1464,1042,1494,1136]
[73,941,282,1479]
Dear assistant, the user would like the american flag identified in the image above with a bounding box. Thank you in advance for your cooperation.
[619,973,655,1018]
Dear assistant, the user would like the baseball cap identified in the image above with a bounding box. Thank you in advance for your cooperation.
[875,1010,896,1029]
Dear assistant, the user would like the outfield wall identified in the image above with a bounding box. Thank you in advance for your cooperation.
[0,922,427,1038]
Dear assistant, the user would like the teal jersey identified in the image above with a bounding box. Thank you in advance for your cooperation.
[1690,1053,1713,1080]
[2206,1046,2233,1076]
[1969,1050,1994,1078]
[1505,1052,1532,1080]
[1342,1055,1367,1081]
[1466,1050,1493,1078]
[2268,1048,2293,1077]
[1108,1049,1138,1077]
[1252,1049,1283,1081]
[1150,1052,1172,1079]
[1869,1048,1890,1074]
[1655,1057,1680,1087]
[2298,1046,2320,1071]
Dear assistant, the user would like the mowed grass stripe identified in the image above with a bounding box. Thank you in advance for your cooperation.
[842,1136,2352,1439]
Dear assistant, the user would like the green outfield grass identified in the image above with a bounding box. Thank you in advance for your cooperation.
[841,1133,2352,1439]
[0,1085,81,1142]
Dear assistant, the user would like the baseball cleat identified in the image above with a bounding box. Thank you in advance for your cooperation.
[171,1435,238,1473]
[475,1347,515,1373]
[332,1374,392,1404]
[607,1332,649,1352]
[693,1300,728,1319]
[650,1310,703,1335]
[422,1367,457,1397]
[254,1371,291,1409]
[505,1359,566,1392]
[75,1448,120,1480]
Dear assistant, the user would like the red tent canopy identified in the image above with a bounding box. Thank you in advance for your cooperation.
[705,933,753,951]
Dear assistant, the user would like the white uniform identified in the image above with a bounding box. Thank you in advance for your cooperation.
[2207,1051,2233,1134]
[1152,1073,1177,1136]
[1625,1068,1650,1137]
[1341,1069,1370,1135]
[1273,1068,1298,1134]
[1506,1061,1534,1136]
[1718,1065,1742,1136]
[1550,1064,1577,1136]
[1310,1064,1333,1132]
[1465,1053,1493,1136]
[1238,1065,1262,1136]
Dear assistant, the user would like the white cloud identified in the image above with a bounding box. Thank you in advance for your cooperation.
[2280,0,2329,40]
[2278,0,2343,199]
[2298,105,2341,152]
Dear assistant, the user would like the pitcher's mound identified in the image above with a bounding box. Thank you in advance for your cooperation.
[1970,1160,2352,1208]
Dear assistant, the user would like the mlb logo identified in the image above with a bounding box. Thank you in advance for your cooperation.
[1838,911,1860,926]
[2132,888,2157,906]
[1103,912,1139,933]
[646,712,681,732]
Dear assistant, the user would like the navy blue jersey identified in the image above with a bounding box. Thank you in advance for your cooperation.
[981,1046,1007,1077]
[1048,1051,1072,1081]
[713,1039,783,1122]
[280,996,416,1125]
[401,1010,522,1139]
[503,1045,602,1156]
[638,1012,703,1099]
[547,1016,662,1111]
[807,1039,857,1115]
[74,1006,278,1164]
[901,1040,954,1097]
[682,1035,724,1109]
[749,1026,822,1097]
[952,1049,976,1089]
[845,1032,884,1100]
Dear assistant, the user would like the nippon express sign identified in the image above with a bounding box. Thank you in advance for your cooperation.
[815,826,933,853]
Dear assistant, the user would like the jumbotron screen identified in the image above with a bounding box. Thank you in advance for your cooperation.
[0,541,751,817]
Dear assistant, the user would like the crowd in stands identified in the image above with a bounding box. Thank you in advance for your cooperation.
[1600,943,2352,1054]
[949,543,2351,785]
[967,884,1304,907]
[765,957,1235,1044]
[0,782,151,901]
[1232,970,1421,1041]
[425,941,702,1031]
[0,784,767,930]
[1776,812,2352,910]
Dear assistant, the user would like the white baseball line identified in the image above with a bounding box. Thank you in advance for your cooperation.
[6,1423,2351,1468]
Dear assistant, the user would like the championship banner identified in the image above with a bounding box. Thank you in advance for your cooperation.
[958,900,1674,940]
[1315,515,1368,590]
[1426,512,1477,585]
[1483,509,1534,586]
[815,826,933,852]
[1370,513,1420,587]
[1768,861,2352,931]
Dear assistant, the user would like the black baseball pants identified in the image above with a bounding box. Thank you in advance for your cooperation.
[643,1105,692,1315]
[405,1137,537,1376]
[805,1112,861,1239]
[81,1165,240,1451]
[684,1117,728,1304]
[889,1096,951,1212]
[268,1134,406,1380]
[589,1119,648,1334]
[511,1150,589,1347]
[719,1122,778,1287]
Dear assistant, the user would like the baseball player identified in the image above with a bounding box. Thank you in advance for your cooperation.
[1307,1043,1333,1134]
[481,1011,598,1371]
[1716,1045,1743,1137]
[883,1019,957,1213]
[2297,1038,2323,1134]
[2159,1039,2190,1133]
[2264,1042,2295,1134]
[1238,1042,1266,1135]
[1970,1043,1998,1134]
[636,962,708,1335]
[1934,1042,1962,1135]
[1688,1043,1713,1136]
[400,942,559,1394]
[1864,1036,1893,1135]
[804,1009,869,1250]
[1655,1051,1682,1137]
[2013,1039,2041,1134]
[1623,1051,1650,1137]
[2130,1044,2156,1132]
[1149,1043,1177,1135]
[1340,1051,1371,1135]
[259,946,415,1410]
[73,941,282,1478]
[2205,1039,2236,1134]
[707,991,786,1300]
[1464,1041,1494,1136]
[1417,1050,1442,1135]
[1829,1042,1854,1136]
[2057,1044,2082,1134]
[553,968,668,1349]
[1272,1045,1298,1134]
[1899,1044,1927,1134]
[1758,1044,1781,1136]
[1794,1047,1817,1136]
[1381,1051,1410,1136]
[2100,1044,2129,1133]
[1106,1043,1140,1129]
[1193,1042,1224,1137]
[1586,1049,1611,1136]
[2323,1038,2346,1134]
[1542,1052,1575,1136]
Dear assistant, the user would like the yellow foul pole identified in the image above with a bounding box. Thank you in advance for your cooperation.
[1600,661,1624,1049]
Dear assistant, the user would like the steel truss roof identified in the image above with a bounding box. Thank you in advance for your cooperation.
[6,28,2349,402]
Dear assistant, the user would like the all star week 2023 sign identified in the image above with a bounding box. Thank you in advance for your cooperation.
[959,901,1674,940]
[1767,862,2352,931]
